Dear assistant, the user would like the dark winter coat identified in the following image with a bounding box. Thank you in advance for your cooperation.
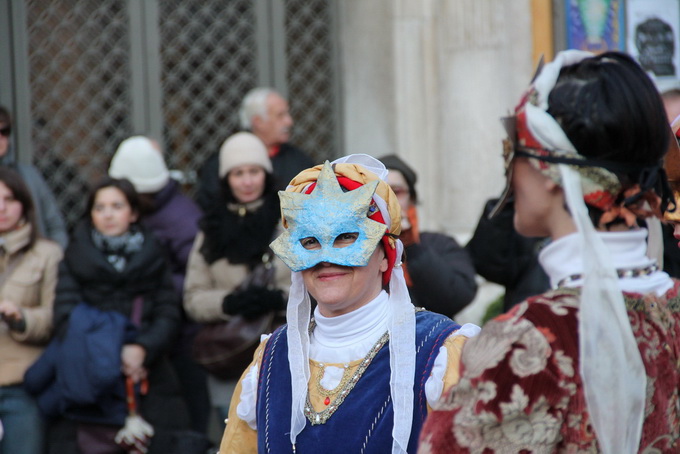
[405,232,477,316]
[51,220,189,453]
[466,198,550,312]
[269,142,315,189]
[54,220,180,365]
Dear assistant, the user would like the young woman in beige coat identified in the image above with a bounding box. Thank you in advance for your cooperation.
[184,132,291,428]
[0,167,63,454]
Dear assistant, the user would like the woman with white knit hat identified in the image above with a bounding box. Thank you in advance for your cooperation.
[218,153,479,453]
[109,136,202,296]
[184,132,291,426]
[420,52,680,453]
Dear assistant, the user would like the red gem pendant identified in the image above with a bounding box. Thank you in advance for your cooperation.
[324,396,330,406]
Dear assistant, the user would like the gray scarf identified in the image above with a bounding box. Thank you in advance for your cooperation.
[91,226,144,272]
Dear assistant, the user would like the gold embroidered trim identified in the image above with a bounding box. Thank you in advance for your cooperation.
[315,363,352,398]
[304,329,389,426]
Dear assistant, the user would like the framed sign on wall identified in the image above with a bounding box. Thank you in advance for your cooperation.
[627,0,680,91]
[565,0,626,52]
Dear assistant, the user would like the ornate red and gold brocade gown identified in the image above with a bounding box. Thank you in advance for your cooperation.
[419,230,680,453]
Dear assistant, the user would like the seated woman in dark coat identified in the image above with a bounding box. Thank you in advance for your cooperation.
[379,154,478,316]
[51,177,188,454]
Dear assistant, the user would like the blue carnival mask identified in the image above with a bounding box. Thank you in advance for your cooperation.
[270,161,387,271]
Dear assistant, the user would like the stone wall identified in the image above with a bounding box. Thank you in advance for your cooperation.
[338,0,534,239]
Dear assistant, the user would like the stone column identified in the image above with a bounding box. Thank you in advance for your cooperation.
[339,0,534,237]
[339,0,537,323]
[338,0,397,162]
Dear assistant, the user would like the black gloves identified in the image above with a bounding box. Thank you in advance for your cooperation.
[222,286,285,320]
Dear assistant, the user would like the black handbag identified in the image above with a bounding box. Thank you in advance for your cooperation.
[191,254,286,380]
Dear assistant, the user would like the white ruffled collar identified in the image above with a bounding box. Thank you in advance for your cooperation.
[310,290,389,363]
[539,228,673,296]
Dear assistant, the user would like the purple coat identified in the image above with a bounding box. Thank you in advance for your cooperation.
[143,179,202,296]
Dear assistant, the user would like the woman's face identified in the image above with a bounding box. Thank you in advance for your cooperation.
[228,164,266,204]
[672,222,680,247]
[386,170,412,216]
[0,182,23,233]
[511,157,556,238]
[301,243,388,317]
[91,186,138,237]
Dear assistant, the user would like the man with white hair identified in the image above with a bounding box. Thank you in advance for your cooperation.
[195,88,314,211]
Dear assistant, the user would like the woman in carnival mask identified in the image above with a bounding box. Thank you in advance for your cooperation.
[218,154,479,453]
[419,52,680,453]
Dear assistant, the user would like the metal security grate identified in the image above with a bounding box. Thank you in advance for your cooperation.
[158,0,259,186]
[18,0,340,231]
[27,1,132,229]
[285,0,338,162]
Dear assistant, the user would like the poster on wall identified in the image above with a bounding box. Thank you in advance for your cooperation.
[565,0,625,52]
[627,0,680,91]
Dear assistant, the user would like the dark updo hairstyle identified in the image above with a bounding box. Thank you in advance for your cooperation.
[0,167,38,248]
[548,52,668,166]
[85,177,141,221]
[547,52,671,223]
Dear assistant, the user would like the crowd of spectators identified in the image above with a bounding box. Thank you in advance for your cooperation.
[3,49,680,453]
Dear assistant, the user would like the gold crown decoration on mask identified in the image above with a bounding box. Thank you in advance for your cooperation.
[270,161,387,271]
[283,161,402,240]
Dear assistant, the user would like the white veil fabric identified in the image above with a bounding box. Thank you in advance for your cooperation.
[286,271,312,450]
[524,50,647,453]
[285,154,416,454]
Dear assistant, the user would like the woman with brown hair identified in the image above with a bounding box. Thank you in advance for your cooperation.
[184,132,290,427]
[43,177,187,454]
[0,167,62,454]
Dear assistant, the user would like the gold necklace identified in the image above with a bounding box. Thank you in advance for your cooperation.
[315,363,353,405]
[304,327,389,426]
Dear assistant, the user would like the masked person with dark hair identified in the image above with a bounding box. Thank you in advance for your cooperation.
[420,51,680,453]
[218,154,479,454]
[379,154,477,316]
[664,117,680,242]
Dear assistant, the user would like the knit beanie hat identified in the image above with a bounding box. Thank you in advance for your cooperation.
[109,136,170,193]
[379,154,418,203]
[218,132,273,178]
